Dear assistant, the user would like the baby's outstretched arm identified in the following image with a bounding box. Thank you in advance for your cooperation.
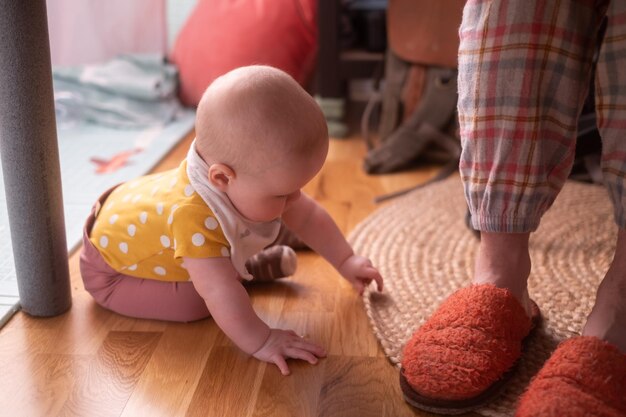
[184,256,326,375]
[282,193,384,294]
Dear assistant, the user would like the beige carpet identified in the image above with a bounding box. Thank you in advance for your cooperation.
[349,176,615,417]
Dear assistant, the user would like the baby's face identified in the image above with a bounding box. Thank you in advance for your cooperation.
[226,145,327,222]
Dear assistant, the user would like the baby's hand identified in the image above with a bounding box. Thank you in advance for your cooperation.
[252,328,327,376]
[338,255,384,295]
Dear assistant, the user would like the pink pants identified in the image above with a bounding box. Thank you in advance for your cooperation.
[79,185,210,322]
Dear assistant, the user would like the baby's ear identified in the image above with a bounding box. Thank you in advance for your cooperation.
[208,163,235,191]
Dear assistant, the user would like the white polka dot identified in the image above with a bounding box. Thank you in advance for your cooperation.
[122,194,132,202]
[156,202,164,215]
[204,216,218,230]
[127,264,137,271]
[106,202,115,210]
[184,184,194,197]
[127,224,136,237]
[154,266,166,276]
[167,213,174,225]
[139,211,148,224]
[160,235,171,248]
[132,194,142,203]
[119,242,128,254]
[170,177,177,188]
[99,236,109,248]
[221,246,230,257]
[108,214,119,224]
[151,186,159,196]
[192,233,205,246]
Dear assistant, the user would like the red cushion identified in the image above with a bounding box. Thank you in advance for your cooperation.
[170,0,318,106]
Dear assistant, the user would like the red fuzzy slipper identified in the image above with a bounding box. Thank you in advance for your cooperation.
[515,336,626,417]
[399,284,541,415]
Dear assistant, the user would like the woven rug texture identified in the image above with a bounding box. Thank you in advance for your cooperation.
[349,176,614,417]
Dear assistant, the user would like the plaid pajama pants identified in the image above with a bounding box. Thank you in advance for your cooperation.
[458,0,626,232]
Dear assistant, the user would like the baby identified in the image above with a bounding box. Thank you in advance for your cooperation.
[79,65,384,375]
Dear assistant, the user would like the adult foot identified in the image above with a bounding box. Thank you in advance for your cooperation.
[473,232,534,317]
[400,284,540,414]
[582,228,626,353]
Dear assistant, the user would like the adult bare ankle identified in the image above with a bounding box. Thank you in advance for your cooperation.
[582,228,626,353]
[582,282,626,354]
[473,232,533,317]
[582,274,626,354]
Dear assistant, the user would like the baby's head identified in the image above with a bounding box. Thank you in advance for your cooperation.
[195,66,329,221]
[195,65,328,174]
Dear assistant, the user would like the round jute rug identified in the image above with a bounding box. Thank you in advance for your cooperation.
[349,176,615,417]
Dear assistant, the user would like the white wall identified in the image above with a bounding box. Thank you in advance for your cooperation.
[47,0,167,66]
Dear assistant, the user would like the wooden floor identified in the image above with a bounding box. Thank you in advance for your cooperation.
[0,133,474,417]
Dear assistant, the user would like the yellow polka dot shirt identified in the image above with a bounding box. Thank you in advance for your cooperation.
[89,160,230,282]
